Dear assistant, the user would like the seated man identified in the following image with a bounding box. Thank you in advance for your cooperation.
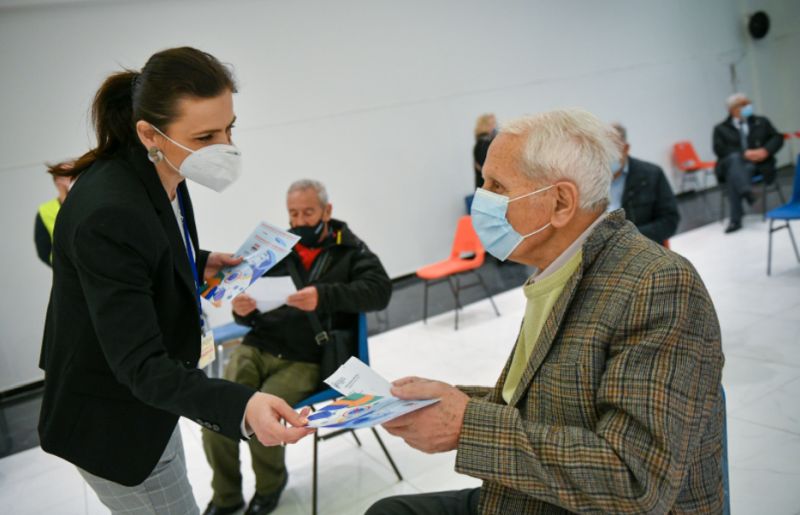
[713,92,784,233]
[609,123,679,244]
[368,110,724,514]
[202,179,392,515]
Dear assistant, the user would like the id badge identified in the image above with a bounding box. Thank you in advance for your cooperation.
[198,312,216,369]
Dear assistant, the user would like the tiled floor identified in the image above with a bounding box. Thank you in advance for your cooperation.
[1,212,799,514]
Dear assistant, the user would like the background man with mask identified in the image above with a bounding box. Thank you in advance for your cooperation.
[202,179,392,515]
[367,109,724,514]
[713,92,784,233]
[608,123,679,244]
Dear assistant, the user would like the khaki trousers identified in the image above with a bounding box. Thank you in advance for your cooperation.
[202,344,320,507]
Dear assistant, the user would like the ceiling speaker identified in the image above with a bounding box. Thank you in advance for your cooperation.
[748,11,770,39]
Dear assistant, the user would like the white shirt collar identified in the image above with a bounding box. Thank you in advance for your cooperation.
[530,213,607,283]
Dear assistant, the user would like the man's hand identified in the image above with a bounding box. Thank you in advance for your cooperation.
[287,286,319,312]
[744,148,769,162]
[204,252,243,283]
[232,293,258,317]
[244,392,315,446]
[382,377,470,453]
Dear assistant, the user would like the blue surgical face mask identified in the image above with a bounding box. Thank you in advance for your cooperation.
[471,185,554,261]
[740,104,754,119]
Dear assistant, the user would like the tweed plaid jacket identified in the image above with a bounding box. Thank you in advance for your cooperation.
[455,211,724,514]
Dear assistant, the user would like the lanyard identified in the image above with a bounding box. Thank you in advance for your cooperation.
[176,190,204,322]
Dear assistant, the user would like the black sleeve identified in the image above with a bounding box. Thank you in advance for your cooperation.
[316,243,392,314]
[34,214,52,267]
[197,249,210,280]
[636,167,681,243]
[74,205,254,441]
[712,125,732,160]
[761,117,784,156]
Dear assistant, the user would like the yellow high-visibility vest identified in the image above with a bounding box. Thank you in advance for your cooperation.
[38,198,60,262]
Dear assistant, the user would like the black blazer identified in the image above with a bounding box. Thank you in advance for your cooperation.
[39,144,254,486]
[712,115,784,183]
[621,157,680,244]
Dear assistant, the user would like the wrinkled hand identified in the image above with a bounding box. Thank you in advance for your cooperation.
[382,377,470,453]
[232,293,258,317]
[744,148,769,162]
[204,252,243,283]
[244,392,315,446]
[287,286,319,312]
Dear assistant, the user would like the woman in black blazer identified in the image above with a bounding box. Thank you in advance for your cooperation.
[39,47,313,514]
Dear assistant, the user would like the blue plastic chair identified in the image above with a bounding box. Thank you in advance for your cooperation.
[719,171,787,222]
[766,154,800,275]
[293,313,402,515]
[210,321,251,378]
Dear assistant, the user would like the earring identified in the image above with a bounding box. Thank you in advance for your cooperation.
[147,147,163,164]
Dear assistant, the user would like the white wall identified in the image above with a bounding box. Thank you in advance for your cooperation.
[1,0,796,391]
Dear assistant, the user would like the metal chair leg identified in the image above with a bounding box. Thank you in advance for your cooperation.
[473,271,500,317]
[351,430,362,447]
[447,276,462,330]
[370,428,403,481]
[787,222,800,262]
[422,280,429,324]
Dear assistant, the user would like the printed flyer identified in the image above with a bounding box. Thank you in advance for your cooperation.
[200,222,300,303]
[306,358,439,429]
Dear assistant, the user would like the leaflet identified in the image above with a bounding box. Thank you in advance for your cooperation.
[247,276,297,312]
[306,357,439,429]
[201,222,300,303]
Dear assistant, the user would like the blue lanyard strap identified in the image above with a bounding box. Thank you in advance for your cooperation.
[176,190,203,320]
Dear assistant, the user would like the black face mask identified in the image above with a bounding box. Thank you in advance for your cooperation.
[290,220,326,247]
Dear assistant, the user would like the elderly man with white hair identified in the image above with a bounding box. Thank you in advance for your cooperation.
[713,92,784,233]
[367,109,724,514]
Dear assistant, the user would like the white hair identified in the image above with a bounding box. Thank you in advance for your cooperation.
[500,109,620,210]
[726,92,749,109]
[287,179,329,206]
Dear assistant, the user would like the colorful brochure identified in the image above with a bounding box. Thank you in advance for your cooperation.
[306,358,439,429]
[200,222,300,303]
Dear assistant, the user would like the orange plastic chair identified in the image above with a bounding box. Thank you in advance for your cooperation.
[416,215,500,330]
[673,141,717,193]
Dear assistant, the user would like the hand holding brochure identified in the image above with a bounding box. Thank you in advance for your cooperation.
[247,276,297,312]
[305,358,439,429]
[201,222,300,303]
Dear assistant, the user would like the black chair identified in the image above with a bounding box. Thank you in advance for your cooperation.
[719,173,786,222]
[293,313,402,515]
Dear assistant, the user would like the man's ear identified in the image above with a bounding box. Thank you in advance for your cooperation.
[550,182,579,229]
[135,120,159,150]
[322,203,333,222]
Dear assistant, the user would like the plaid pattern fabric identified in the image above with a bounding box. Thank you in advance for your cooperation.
[79,427,199,514]
[455,211,725,514]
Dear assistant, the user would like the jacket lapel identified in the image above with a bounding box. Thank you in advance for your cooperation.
[507,212,626,407]
[508,269,583,406]
[127,146,198,297]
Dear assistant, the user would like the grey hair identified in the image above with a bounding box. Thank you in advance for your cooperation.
[287,179,329,206]
[726,92,749,109]
[611,122,627,143]
[500,109,620,211]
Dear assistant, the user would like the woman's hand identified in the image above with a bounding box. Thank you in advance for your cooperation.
[244,393,315,446]
[204,252,242,283]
